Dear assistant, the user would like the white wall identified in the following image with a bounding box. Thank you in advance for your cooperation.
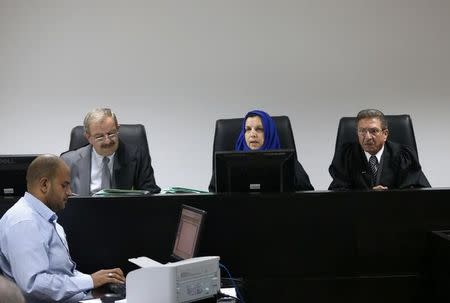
[1,0,449,190]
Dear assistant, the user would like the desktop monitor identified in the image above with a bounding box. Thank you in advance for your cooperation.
[172,205,207,260]
[0,154,39,196]
[214,149,296,193]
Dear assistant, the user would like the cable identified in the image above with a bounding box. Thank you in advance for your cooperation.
[219,263,246,303]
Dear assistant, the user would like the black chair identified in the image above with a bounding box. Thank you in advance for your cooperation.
[212,115,297,153]
[209,115,299,192]
[68,124,150,153]
[334,114,418,155]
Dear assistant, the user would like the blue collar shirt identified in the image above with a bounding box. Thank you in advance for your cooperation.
[0,192,93,303]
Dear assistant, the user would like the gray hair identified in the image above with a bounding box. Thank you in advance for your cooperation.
[83,108,118,134]
[356,109,388,130]
[0,276,25,303]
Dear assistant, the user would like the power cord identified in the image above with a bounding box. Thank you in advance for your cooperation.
[219,263,246,303]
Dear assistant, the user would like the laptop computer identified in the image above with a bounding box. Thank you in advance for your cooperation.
[109,205,207,299]
[171,204,207,260]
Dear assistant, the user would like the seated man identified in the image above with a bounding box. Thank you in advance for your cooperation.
[209,109,314,191]
[0,155,125,302]
[328,109,430,190]
[61,108,160,195]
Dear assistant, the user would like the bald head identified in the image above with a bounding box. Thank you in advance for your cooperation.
[26,154,66,191]
[25,155,72,212]
[0,276,25,303]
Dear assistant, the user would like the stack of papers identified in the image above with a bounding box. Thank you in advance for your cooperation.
[162,187,208,194]
[93,189,150,196]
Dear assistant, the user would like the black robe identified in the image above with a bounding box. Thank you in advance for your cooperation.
[328,141,430,190]
[208,159,314,192]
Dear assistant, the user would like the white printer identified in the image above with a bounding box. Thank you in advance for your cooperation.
[125,256,220,303]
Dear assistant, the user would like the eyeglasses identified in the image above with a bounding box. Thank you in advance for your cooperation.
[92,131,119,142]
[357,128,385,136]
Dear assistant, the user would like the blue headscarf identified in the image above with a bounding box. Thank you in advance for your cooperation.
[235,110,281,151]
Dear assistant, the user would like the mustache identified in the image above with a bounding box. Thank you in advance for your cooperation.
[100,142,116,148]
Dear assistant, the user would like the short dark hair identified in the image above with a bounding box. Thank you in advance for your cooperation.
[26,154,64,190]
[356,109,388,130]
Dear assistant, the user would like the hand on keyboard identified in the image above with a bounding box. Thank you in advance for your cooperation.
[107,283,126,297]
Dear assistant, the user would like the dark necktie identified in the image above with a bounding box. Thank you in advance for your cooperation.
[369,155,378,181]
[101,157,111,189]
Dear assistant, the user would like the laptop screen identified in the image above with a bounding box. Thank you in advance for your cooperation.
[172,205,206,260]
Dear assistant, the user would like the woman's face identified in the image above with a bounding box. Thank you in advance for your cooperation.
[245,116,264,150]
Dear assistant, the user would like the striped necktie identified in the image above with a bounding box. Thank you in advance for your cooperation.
[369,155,378,181]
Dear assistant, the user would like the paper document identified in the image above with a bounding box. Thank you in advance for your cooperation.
[128,256,162,268]
[93,189,150,196]
[221,287,237,298]
[162,187,208,194]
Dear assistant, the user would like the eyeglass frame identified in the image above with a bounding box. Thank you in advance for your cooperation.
[91,131,120,143]
[356,127,387,136]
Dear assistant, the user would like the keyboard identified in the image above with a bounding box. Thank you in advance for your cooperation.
[108,283,126,297]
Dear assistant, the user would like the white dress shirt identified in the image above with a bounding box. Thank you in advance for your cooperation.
[90,149,115,194]
[364,145,385,164]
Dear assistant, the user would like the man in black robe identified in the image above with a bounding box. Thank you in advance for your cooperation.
[328,109,430,190]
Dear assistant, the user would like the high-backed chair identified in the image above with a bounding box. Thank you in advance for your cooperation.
[212,115,297,153]
[68,124,150,153]
[334,114,418,156]
[209,116,299,191]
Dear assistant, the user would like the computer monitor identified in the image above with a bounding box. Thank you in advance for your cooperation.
[214,149,296,193]
[0,154,39,196]
[171,205,207,260]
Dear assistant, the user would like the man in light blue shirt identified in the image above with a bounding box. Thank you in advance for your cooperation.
[0,155,125,302]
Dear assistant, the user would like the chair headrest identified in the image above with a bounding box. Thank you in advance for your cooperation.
[334,114,418,154]
[69,124,150,152]
[213,115,297,152]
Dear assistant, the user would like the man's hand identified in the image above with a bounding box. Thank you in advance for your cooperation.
[91,268,125,288]
[372,185,388,191]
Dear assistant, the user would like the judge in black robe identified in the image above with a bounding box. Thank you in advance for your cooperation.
[329,137,430,190]
[209,109,314,192]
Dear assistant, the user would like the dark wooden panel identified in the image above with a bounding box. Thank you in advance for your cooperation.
[2,188,450,302]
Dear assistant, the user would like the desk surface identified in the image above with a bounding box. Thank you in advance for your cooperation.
[2,188,450,302]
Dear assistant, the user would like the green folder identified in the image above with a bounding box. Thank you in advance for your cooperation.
[93,188,150,196]
[162,187,208,194]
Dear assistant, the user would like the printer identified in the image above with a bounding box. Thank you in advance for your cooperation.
[126,256,220,303]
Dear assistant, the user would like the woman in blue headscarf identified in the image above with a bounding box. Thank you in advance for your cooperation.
[209,110,314,191]
[235,110,281,151]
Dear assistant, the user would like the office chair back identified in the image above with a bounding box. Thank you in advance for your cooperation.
[213,115,297,153]
[334,114,418,154]
[68,124,150,152]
